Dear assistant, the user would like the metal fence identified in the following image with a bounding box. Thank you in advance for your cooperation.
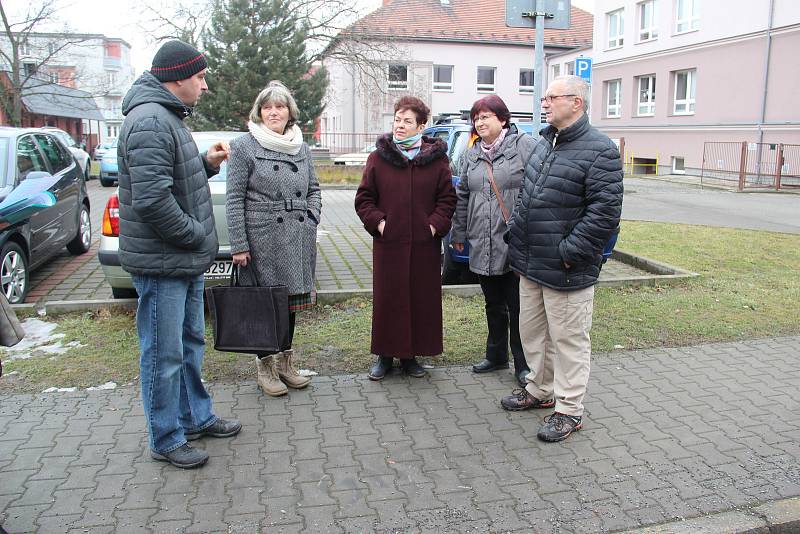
[701,141,800,190]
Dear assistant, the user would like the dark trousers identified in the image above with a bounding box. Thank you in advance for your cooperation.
[479,272,528,373]
[258,312,296,358]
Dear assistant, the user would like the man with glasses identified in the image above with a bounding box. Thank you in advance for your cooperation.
[500,75,623,442]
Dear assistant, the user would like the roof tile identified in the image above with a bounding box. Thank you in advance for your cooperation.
[343,0,593,48]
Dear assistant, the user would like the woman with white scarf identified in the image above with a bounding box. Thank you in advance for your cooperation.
[450,95,537,387]
[226,81,321,397]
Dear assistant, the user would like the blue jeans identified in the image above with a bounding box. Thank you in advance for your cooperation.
[133,274,217,454]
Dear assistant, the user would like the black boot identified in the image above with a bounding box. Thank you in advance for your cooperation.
[368,356,393,381]
[472,358,509,373]
[400,357,427,378]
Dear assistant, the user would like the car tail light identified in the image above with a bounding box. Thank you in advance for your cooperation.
[102,194,120,237]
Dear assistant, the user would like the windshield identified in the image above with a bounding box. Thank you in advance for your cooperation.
[192,132,244,182]
[0,138,8,185]
[52,131,77,148]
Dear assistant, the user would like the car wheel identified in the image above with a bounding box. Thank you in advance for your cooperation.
[100,177,114,187]
[84,162,90,181]
[66,204,92,254]
[111,287,138,299]
[0,242,29,304]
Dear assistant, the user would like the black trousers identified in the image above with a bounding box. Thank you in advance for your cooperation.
[478,272,527,373]
[258,312,296,358]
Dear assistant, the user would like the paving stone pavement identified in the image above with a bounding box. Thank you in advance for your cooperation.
[23,185,652,304]
[1,336,799,533]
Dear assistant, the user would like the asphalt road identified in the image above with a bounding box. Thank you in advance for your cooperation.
[621,177,800,234]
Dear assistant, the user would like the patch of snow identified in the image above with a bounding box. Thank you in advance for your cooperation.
[298,369,318,376]
[42,386,77,393]
[1,318,84,361]
[86,381,117,391]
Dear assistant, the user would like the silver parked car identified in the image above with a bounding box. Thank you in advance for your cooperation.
[40,127,91,181]
[98,131,243,298]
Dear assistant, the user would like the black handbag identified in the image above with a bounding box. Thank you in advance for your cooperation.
[205,266,290,353]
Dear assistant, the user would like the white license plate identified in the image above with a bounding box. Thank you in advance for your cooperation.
[205,260,233,280]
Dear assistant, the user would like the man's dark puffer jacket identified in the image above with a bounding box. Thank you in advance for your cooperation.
[508,114,623,290]
[117,72,219,277]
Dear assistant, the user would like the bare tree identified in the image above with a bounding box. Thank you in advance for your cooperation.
[137,0,208,48]
[136,0,401,91]
[0,0,102,126]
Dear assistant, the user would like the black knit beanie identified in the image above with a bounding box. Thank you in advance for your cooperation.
[150,40,208,82]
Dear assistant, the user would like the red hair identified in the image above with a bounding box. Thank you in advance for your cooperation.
[470,95,511,136]
[394,96,430,125]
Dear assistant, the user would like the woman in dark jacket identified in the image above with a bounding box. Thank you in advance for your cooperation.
[226,81,321,398]
[450,95,536,387]
[355,96,457,380]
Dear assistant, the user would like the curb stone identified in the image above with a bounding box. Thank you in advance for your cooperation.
[618,497,800,533]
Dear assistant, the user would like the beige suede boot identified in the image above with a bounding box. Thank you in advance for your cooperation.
[256,355,288,396]
[276,349,311,389]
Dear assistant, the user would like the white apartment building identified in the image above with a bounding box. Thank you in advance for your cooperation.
[1,32,136,143]
[322,0,593,151]
[591,0,800,176]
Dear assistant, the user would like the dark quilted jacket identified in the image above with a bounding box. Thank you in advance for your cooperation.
[117,72,219,277]
[507,114,623,290]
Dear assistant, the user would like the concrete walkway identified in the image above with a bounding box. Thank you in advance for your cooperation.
[1,336,799,533]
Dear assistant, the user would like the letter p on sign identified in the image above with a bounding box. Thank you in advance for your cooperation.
[575,57,592,83]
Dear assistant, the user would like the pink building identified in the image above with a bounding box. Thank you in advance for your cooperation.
[590,0,800,178]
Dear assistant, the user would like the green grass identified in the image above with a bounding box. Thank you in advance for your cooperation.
[314,164,363,184]
[2,221,798,392]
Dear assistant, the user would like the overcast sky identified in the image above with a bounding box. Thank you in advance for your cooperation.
[19,0,594,74]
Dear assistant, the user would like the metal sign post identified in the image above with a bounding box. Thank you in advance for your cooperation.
[506,0,571,128]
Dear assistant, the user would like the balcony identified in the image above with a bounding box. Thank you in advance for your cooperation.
[103,56,121,69]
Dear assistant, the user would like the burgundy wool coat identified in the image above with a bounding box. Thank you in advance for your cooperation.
[355,134,457,358]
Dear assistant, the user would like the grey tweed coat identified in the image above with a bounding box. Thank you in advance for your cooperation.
[226,133,321,295]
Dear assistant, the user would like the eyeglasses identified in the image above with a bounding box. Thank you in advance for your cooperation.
[540,94,577,104]
[473,113,497,123]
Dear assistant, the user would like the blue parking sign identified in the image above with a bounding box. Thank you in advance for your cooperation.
[575,57,592,82]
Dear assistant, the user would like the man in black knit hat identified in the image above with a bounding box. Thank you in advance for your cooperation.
[117,40,240,469]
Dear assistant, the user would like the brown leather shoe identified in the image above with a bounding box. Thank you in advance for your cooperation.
[500,388,555,411]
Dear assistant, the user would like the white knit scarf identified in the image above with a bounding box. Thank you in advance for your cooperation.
[247,120,303,155]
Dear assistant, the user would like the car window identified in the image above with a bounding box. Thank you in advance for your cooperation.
[449,130,470,176]
[0,138,8,186]
[34,134,73,173]
[433,130,449,141]
[17,135,48,182]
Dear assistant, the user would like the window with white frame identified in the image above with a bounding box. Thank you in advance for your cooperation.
[107,71,117,86]
[519,69,534,93]
[637,75,656,115]
[606,79,622,117]
[551,64,561,79]
[387,64,408,90]
[565,61,575,75]
[672,156,686,174]
[433,65,453,91]
[673,69,696,114]
[675,0,699,33]
[638,0,658,41]
[607,9,625,48]
[477,66,495,92]
[20,40,31,56]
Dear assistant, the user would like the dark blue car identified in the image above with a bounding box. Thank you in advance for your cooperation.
[423,120,544,284]
[0,128,92,303]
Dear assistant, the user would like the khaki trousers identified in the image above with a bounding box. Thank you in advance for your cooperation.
[518,277,594,417]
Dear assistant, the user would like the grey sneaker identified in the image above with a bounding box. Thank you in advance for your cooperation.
[185,418,242,441]
[150,443,209,468]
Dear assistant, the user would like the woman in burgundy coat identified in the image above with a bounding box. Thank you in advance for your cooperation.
[355,96,457,380]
